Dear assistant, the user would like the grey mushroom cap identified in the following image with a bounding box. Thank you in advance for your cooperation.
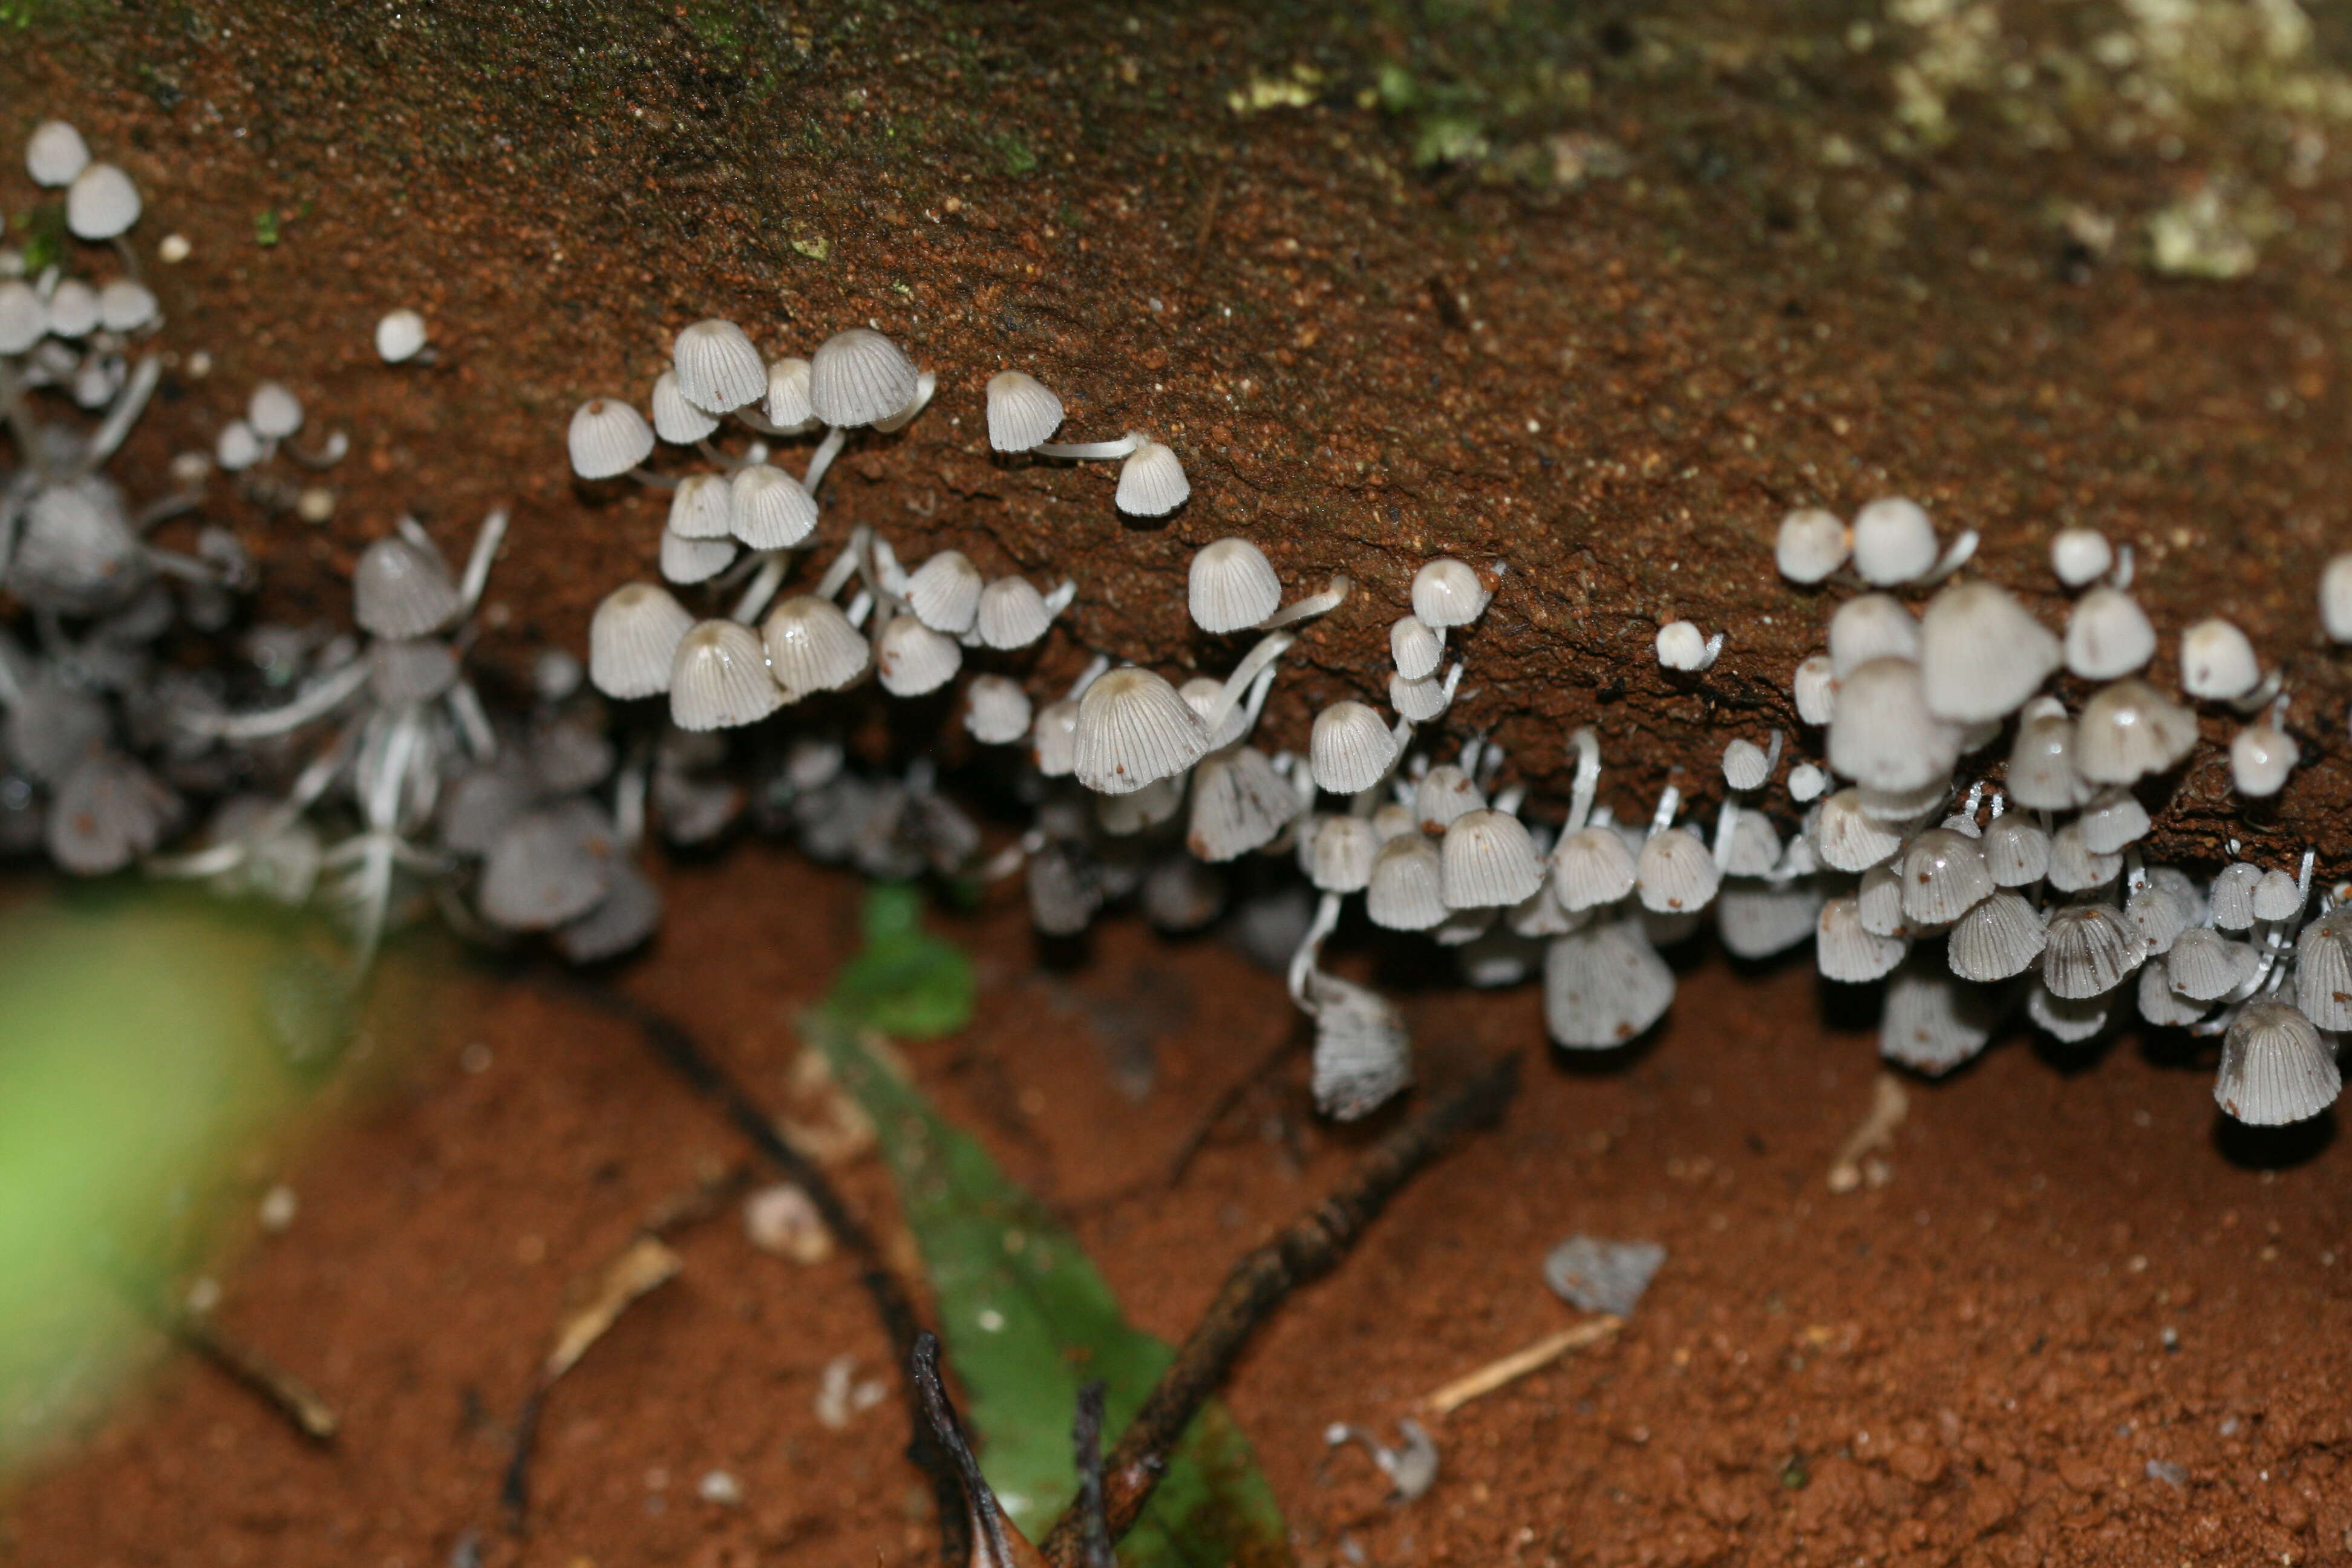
[479,802,618,931]
[353,536,463,639]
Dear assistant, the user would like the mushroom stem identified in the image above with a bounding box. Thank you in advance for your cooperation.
[190,656,371,740]
[445,677,497,760]
[1710,799,1740,872]
[1256,573,1351,630]
[624,466,682,491]
[729,551,794,625]
[1287,890,1344,1008]
[1233,659,1281,740]
[871,370,937,434]
[2109,543,2136,592]
[1648,785,1681,837]
[1042,578,1079,616]
[1066,654,1111,701]
[76,354,161,474]
[457,508,510,618]
[0,360,44,479]
[1565,728,1602,834]
[1034,431,1146,462]
[812,526,871,601]
[286,431,350,470]
[1917,528,1979,587]
[613,742,652,852]
[801,425,849,496]
[1203,630,1295,735]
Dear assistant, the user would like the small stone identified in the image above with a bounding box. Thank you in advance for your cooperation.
[257,1183,298,1233]
[743,1183,833,1264]
[1542,1235,1665,1317]
[696,1469,743,1505]
[158,233,192,264]
[2145,1458,2188,1489]
[296,487,336,524]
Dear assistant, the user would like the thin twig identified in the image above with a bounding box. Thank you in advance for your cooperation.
[1039,1053,1521,1566]
[1422,1316,1622,1416]
[540,973,969,1564]
[175,1313,340,1442]
[1163,1030,1305,1191]
[1072,1382,1114,1568]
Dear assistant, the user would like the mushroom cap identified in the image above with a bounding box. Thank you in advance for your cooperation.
[1187,746,1299,862]
[567,398,656,480]
[2178,618,2259,701]
[1390,615,1442,681]
[875,612,963,697]
[1440,809,1544,909]
[1655,621,1708,670]
[2050,528,2112,587]
[985,370,1065,452]
[590,583,696,699]
[376,309,428,363]
[353,535,461,639]
[48,752,177,875]
[760,595,869,696]
[1851,497,1937,586]
[26,120,91,187]
[1410,557,1488,629]
[2215,1000,2340,1126]
[666,472,735,540]
[1544,918,1675,1049]
[652,370,722,444]
[65,162,140,239]
[809,327,918,428]
[247,381,304,440]
[97,279,158,334]
[1879,958,2001,1075]
[1308,701,1398,795]
[728,463,820,549]
[963,674,1033,745]
[0,279,47,354]
[1187,538,1282,633]
[659,529,737,585]
[2063,587,2157,680]
[671,318,767,413]
[906,550,985,635]
[1828,657,1958,792]
[1918,581,2058,723]
[1073,667,1207,795]
[763,357,817,429]
[1828,593,1919,677]
[668,620,784,731]
[976,576,1053,649]
[480,802,618,930]
[1115,440,1190,517]
[45,279,99,339]
[1774,506,1849,584]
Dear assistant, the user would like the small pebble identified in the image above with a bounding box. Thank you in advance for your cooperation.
[158,233,192,264]
[185,350,212,378]
[743,1183,832,1264]
[257,1183,298,1233]
[1543,1235,1666,1317]
[697,1469,743,1505]
[185,1276,221,1315]
[2145,1458,2189,1489]
[296,487,336,524]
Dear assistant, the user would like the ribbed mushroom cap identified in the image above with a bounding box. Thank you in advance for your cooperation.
[353,535,461,638]
[2006,708,2089,811]
[875,612,963,697]
[1901,828,1994,925]
[1717,879,1824,961]
[1918,581,2058,723]
[976,577,1053,650]
[668,621,783,731]
[963,674,1033,745]
[760,594,868,696]
[1187,538,1281,633]
[1829,658,1957,792]
[1829,594,1920,677]
[1414,765,1485,834]
[1636,827,1720,915]
[47,753,177,875]
[590,583,694,699]
[97,278,158,333]
[729,463,820,549]
[1310,701,1399,795]
[1440,809,1543,909]
[524,720,614,799]
[906,550,984,635]
[1809,788,1903,875]
[1305,971,1413,1120]
[671,318,766,413]
[1366,833,1446,930]
[376,309,428,364]
[762,357,816,429]
[0,279,45,354]
[12,480,147,615]
[1371,802,1418,841]
[1880,958,2002,1075]
[985,370,1064,452]
[1096,773,1186,837]
[1858,864,1908,938]
[2041,903,2143,999]
[652,370,721,443]
[65,163,141,240]
[2077,787,2150,855]
[1508,875,1586,938]
[1544,919,1675,1048]
[1411,557,1488,629]
[2294,906,2352,1030]
[2025,978,2109,1044]
[1187,746,1299,861]
[1722,737,1771,792]
[567,398,656,480]
[2127,866,2203,954]
[2208,861,2263,930]
[2074,679,2198,785]
[2063,587,2156,681]
[2165,927,2247,1002]
[1115,440,1190,517]
[554,860,664,964]
[667,472,734,540]
[1981,813,2051,887]
[1030,698,1080,777]
[1948,892,2047,982]
[1792,654,1838,726]
[367,637,460,707]
[1858,776,1955,823]
[438,767,532,857]
[2215,1000,2341,1126]
[1306,815,1379,893]
[2179,618,2259,701]
[480,802,616,931]
[1815,895,1909,982]
[1176,677,1250,752]
[1788,762,1829,802]
[2045,822,2120,894]
[1851,497,1937,586]
[2325,552,2352,641]
[809,327,918,428]
[2137,960,2209,1028]
[1720,812,1781,878]
[2229,720,2297,797]
[1390,615,1442,681]
[2050,528,2112,587]
[655,531,732,589]
[1388,670,1454,724]
[1550,825,1638,911]
[1073,667,1207,795]
[1775,506,1849,583]
[25,120,90,186]
[2251,867,2304,924]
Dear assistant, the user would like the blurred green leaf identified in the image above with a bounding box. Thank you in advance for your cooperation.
[828,884,974,1040]
[812,897,1287,1568]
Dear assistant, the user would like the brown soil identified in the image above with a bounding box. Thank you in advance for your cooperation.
[5,844,2347,1568]
[4,3,2349,864]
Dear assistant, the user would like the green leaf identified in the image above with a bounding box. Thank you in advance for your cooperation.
[812,903,1287,1568]
[828,885,974,1040]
